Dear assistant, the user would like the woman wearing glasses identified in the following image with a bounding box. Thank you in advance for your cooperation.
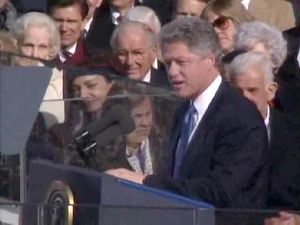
[201,0,253,54]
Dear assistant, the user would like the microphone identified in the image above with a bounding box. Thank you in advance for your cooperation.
[72,104,135,155]
[74,104,125,143]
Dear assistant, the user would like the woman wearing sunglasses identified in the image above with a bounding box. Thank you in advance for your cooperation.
[202,0,253,54]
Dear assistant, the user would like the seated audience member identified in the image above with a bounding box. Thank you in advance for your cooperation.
[123,6,163,70]
[227,51,300,209]
[123,6,161,36]
[201,0,253,54]
[106,17,269,208]
[0,0,17,31]
[234,21,287,72]
[49,0,88,65]
[241,0,295,31]
[84,0,135,54]
[110,21,169,86]
[11,12,60,65]
[10,12,64,126]
[265,212,300,225]
[173,0,208,19]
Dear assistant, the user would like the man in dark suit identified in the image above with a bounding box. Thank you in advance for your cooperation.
[49,0,88,65]
[84,0,135,55]
[276,25,300,114]
[106,17,269,208]
[110,21,169,87]
[227,51,300,209]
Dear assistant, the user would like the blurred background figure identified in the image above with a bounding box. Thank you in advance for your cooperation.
[123,6,161,36]
[0,30,17,64]
[241,0,296,31]
[0,0,17,31]
[84,0,103,35]
[173,0,208,19]
[202,0,253,54]
[234,21,287,72]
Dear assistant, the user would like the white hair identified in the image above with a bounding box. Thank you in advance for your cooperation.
[123,6,161,35]
[227,51,274,84]
[10,12,61,59]
[234,21,287,71]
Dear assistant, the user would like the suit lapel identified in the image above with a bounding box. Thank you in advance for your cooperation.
[179,82,227,175]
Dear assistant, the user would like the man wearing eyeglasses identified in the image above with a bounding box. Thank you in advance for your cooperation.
[110,21,169,86]
[106,17,269,208]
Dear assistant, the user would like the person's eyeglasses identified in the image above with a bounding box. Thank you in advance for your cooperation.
[211,16,230,30]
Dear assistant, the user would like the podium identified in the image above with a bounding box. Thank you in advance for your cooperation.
[25,159,214,225]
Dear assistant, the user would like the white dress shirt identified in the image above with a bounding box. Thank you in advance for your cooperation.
[142,70,151,83]
[189,75,222,142]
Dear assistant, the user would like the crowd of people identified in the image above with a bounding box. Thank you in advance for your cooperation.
[0,0,300,224]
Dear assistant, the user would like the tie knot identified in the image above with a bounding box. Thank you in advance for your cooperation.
[62,50,72,60]
[117,15,123,23]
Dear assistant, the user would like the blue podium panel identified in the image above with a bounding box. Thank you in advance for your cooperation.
[0,66,52,155]
[25,159,214,225]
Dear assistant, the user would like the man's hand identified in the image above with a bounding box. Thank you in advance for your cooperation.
[105,168,146,184]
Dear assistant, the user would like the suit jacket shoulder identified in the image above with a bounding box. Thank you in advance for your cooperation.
[267,109,300,209]
[150,67,170,87]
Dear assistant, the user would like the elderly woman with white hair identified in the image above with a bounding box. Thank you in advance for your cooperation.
[10,11,61,65]
[233,21,287,72]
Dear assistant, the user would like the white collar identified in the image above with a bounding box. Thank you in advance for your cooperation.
[264,105,270,128]
[192,75,222,123]
[264,105,271,141]
[297,43,300,68]
[84,17,93,34]
[59,42,77,62]
[189,75,222,139]
[241,0,251,9]
[110,7,123,25]
[142,69,151,83]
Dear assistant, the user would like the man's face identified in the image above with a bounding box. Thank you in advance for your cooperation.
[163,42,215,100]
[112,26,157,80]
[51,4,84,49]
[175,0,207,18]
[109,0,134,10]
[20,26,51,60]
[72,75,113,113]
[231,66,277,119]
[126,98,154,148]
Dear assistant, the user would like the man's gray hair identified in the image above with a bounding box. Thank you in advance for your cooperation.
[110,21,157,50]
[160,17,222,65]
[10,12,60,59]
[234,21,287,71]
[123,6,161,35]
[227,51,274,84]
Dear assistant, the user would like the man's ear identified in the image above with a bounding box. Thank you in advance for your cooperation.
[266,81,278,102]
